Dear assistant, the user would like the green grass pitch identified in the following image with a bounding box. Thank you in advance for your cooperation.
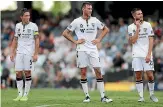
[1,89,163,107]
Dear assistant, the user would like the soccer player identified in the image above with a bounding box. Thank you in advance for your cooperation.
[10,8,39,101]
[128,8,158,102]
[62,2,113,103]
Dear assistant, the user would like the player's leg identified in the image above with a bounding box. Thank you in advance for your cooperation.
[144,60,158,102]
[20,54,32,101]
[13,54,24,101]
[90,51,112,103]
[77,51,90,102]
[133,58,144,102]
[93,67,112,103]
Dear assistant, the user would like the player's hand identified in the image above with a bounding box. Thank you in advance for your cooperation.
[10,53,15,62]
[135,19,140,29]
[32,54,38,62]
[145,54,151,63]
[75,39,85,44]
[91,39,100,45]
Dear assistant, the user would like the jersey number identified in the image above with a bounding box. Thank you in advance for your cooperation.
[30,60,32,65]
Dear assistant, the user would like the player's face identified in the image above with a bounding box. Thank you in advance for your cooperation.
[83,5,92,17]
[134,10,143,21]
[21,12,30,24]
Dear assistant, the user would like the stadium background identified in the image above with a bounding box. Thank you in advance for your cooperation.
[1,1,163,92]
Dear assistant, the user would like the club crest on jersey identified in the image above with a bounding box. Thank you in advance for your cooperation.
[27,29,31,33]
[143,28,147,32]
[80,24,83,28]
[133,29,136,33]
[91,23,95,28]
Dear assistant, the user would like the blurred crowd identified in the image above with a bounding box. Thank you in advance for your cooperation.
[1,9,163,90]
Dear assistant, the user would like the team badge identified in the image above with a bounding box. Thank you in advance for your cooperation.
[143,28,147,32]
[27,29,31,33]
[91,23,95,28]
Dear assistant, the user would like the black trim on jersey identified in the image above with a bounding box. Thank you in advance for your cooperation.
[86,20,88,26]
[23,24,25,32]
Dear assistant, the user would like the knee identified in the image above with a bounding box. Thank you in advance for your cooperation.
[135,74,142,81]
[81,70,86,77]
[16,72,22,78]
[24,71,31,77]
[94,67,102,78]
[148,75,154,81]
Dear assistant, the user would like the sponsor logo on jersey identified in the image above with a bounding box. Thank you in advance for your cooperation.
[80,29,85,33]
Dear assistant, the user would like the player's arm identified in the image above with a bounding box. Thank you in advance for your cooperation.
[33,32,39,62]
[33,24,39,62]
[145,36,154,63]
[62,19,85,44]
[10,24,18,61]
[147,36,154,56]
[62,29,77,44]
[10,36,18,61]
[11,37,18,54]
[128,29,139,44]
[128,20,140,44]
[145,24,154,63]
[34,34,39,55]
[97,26,109,42]
[92,19,109,45]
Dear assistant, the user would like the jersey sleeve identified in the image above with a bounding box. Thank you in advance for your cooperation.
[14,24,18,37]
[148,23,154,37]
[33,24,39,36]
[128,26,133,37]
[67,19,77,32]
[96,18,105,29]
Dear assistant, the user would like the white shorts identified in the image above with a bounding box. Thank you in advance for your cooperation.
[132,57,154,71]
[76,51,101,68]
[15,53,33,71]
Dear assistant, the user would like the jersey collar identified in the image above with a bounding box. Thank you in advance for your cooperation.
[21,21,30,25]
[81,16,91,20]
[134,20,144,25]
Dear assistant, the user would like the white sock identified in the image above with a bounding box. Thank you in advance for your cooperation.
[136,80,143,98]
[148,80,154,96]
[97,78,105,98]
[16,78,23,96]
[80,79,89,97]
[24,76,32,96]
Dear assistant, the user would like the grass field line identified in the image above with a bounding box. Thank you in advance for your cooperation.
[35,102,85,107]
[35,105,50,107]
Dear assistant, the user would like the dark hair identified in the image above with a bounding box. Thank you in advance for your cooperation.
[20,8,29,16]
[131,8,142,14]
[81,2,92,9]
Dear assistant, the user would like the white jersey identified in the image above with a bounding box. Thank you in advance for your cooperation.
[128,21,154,58]
[15,22,39,56]
[67,17,105,51]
